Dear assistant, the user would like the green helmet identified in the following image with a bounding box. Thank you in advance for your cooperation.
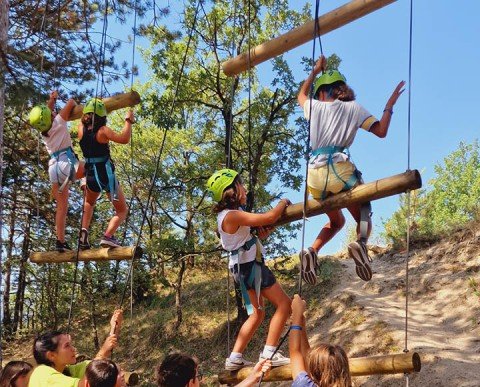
[83,98,107,117]
[206,169,239,202]
[29,105,52,132]
[314,70,347,96]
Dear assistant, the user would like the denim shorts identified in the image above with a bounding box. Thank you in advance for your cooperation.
[230,260,276,290]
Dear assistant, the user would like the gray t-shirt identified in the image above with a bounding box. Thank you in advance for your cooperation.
[304,99,377,168]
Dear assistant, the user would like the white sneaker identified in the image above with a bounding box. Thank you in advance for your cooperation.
[259,350,290,367]
[225,356,254,371]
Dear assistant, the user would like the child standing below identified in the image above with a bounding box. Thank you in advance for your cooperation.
[297,56,405,284]
[289,294,352,387]
[206,169,292,370]
[77,98,133,249]
[29,91,84,252]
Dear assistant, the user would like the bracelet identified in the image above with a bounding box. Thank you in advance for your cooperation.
[282,199,291,207]
[125,118,134,124]
[383,108,393,115]
[290,325,302,331]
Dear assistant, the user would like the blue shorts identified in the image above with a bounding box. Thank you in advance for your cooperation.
[230,260,276,290]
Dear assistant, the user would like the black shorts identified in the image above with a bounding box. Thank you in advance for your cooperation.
[230,260,276,290]
[85,161,116,193]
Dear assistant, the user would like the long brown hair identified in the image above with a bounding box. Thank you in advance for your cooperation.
[307,344,352,387]
[212,176,242,213]
[317,81,356,102]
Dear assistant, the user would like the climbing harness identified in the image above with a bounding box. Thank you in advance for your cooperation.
[85,156,119,200]
[50,146,78,193]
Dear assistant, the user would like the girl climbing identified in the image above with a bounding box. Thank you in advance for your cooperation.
[77,98,133,249]
[206,169,292,370]
[297,55,405,284]
[29,91,85,252]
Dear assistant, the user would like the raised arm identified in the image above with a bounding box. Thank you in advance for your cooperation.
[297,56,326,108]
[95,309,123,359]
[289,294,310,380]
[369,81,405,138]
[99,110,134,144]
[223,198,291,230]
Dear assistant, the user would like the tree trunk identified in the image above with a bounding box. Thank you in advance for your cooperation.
[0,0,8,365]
[13,210,32,332]
[173,258,185,330]
[2,191,17,335]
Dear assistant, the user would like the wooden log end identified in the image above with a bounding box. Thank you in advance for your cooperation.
[411,352,421,372]
[124,371,139,385]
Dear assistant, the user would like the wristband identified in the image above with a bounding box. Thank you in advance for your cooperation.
[290,325,302,331]
[383,108,393,115]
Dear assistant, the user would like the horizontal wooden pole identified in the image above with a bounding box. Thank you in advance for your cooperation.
[218,352,421,384]
[30,246,142,264]
[68,91,141,121]
[222,0,396,76]
[273,169,421,227]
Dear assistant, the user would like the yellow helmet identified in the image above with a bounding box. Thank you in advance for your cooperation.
[29,105,52,132]
[206,169,238,202]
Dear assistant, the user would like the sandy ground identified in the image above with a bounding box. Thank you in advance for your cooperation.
[308,230,480,387]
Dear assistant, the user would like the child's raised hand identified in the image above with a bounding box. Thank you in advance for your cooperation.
[125,110,135,123]
[313,55,327,75]
[110,309,123,335]
[386,81,406,109]
[50,90,58,99]
[292,294,306,317]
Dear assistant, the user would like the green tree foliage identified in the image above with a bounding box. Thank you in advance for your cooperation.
[383,141,480,247]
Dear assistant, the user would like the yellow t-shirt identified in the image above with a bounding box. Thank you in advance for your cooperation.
[28,361,89,387]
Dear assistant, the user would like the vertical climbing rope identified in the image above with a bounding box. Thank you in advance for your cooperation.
[299,0,323,296]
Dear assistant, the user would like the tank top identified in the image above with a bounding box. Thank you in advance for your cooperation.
[217,209,264,267]
[42,115,72,155]
[79,127,110,159]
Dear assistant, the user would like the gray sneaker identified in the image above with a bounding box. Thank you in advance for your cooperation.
[100,235,121,248]
[78,228,90,250]
[299,247,318,285]
[259,350,290,367]
[348,241,372,281]
[225,356,254,371]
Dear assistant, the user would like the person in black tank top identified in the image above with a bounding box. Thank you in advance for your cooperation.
[77,98,134,249]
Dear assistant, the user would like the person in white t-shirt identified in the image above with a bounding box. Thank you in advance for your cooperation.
[297,55,405,284]
[206,169,292,371]
[29,91,85,252]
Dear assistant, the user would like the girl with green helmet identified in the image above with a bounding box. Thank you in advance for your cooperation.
[297,55,405,284]
[206,169,292,370]
[77,97,134,249]
[28,91,85,252]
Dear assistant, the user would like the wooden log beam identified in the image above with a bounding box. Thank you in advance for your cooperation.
[222,0,396,76]
[68,91,141,121]
[29,246,142,264]
[218,352,421,384]
[273,170,421,227]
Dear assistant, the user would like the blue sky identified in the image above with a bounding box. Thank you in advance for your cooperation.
[106,1,480,255]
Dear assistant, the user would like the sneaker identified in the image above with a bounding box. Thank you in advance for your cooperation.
[100,235,122,248]
[225,356,254,371]
[348,241,373,281]
[78,228,91,250]
[299,247,318,285]
[56,240,72,253]
[259,350,290,367]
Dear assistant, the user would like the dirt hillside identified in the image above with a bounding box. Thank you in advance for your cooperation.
[306,225,480,386]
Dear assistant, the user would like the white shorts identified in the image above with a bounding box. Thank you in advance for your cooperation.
[48,153,79,185]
